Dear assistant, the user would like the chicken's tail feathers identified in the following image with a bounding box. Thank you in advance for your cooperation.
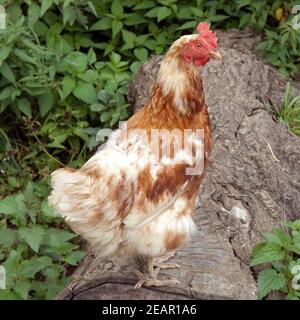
[48,167,121,257]
[48,167,96,224]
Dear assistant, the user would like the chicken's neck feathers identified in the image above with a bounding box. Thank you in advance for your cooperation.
[127,53,207,132]
[152,55,205,117]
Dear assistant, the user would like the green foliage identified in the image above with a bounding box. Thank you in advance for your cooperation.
[1,0,300,167]
[266,83,300,136]
[256,21,300,77]
[0,180,85,300]
[0,0,300,299]
[251,220,300,300]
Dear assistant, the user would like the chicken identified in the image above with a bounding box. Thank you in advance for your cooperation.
[48,22,221,288]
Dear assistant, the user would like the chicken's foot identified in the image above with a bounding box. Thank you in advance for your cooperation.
[134,254,181,289]
[153,251,181,270]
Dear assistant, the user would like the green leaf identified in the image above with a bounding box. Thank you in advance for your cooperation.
[17,98,32,117]
[40,0,54,17]
[28,3,40,26]
[286,220,300,231]
[14,281,31,300]
[157,7,172,22]
[19,256,52,279]
[130,61,141,74]
[24,181,34,203]
[97,90,111,104]
[19,226,45,253]
[110,52,121,65]
[0,228,16,248]
[42,228,76,248]
[112,20,123,38]
[177,21,197,30]
[103,43,114,56]
[8,176,21,188]
[111,0,123,16]
[62,0,73,9]
[191,7,203,17]
[122,29,136,44]
[37,91,54,117]
[14,48,38,66]
[41,200,59,218]
[263,228,292,249]
[0,62,16,83]
[73,127,88,141]
[0,128,12,152]
[73,81,97,104]
[177,7,192,19]
[208,15,229,22]
[144,39,156,50]
[47,131,68,148]
[0,47,11,67]
[110,112,120,126]
[239,13,251,29]
[134,47,148,62]
[87,1,98,17]
[136,34,148,46]
[146,7,159,18]
[61,76,76,100]
[91,17,112,30]
[74,7,88,28]
[251,243,285,266]
[100,112,111,122]
[62,250,85,265]
[257,269,286,299]
[63,5,76,26]
[0,86,21,101]
[124,13,147,25]
[134,1,155,10]
[90,103,106,112]
[87,48,96,64]
[0,195,17,215]
[58,51,87,74]
[77,70,98,83]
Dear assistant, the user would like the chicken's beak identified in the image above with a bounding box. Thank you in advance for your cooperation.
[209,50,222,60]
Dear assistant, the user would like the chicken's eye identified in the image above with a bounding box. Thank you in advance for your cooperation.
[195,43,201,48]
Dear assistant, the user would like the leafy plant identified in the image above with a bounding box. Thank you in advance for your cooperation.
[251,220,300,300]
[0,180,85,300]
[266,83,300,136]
[256,21,300,77]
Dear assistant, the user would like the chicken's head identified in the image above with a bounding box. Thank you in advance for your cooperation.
[182,22,221,67]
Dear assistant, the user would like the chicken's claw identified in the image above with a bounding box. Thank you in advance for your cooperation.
[134,270,181,289]
[134,252,181,288]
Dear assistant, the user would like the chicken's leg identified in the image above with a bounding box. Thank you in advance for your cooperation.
[153,251,181,269]
[134,255,181,288]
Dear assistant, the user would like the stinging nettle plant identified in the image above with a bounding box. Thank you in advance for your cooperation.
[251,220,300,300]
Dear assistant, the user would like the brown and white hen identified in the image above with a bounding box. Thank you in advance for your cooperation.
[48,22,221,288]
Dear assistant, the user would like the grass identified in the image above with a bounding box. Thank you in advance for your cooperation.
[267,83,300,136]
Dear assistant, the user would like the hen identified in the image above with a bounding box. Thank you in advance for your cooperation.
[48,22,221,288]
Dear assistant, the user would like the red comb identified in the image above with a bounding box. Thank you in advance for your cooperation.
[196,22,218,49]
[197,22,211,34]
